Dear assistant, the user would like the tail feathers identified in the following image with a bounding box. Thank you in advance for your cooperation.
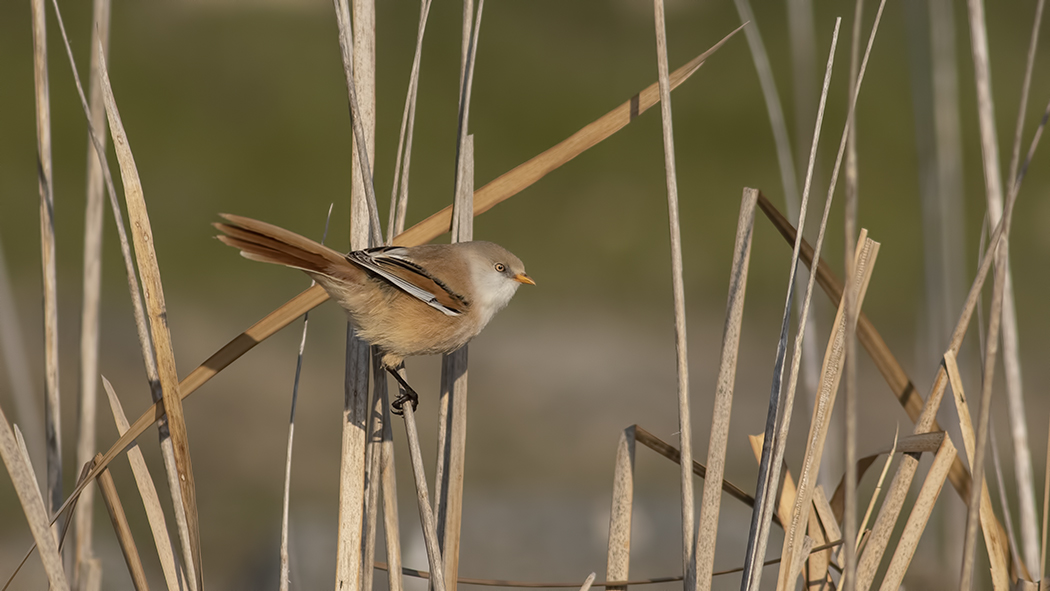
[215,214,360,283]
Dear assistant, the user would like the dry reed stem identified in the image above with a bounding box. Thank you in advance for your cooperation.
[331,0,378,586]
[381,391,403,591]
[960,0,1022,576]
[102,378,184,591]
[991,423,1026,578]
[877,433,957,590]
[781,0,818,495]
[813,485,842,577]
[579,573,597,591]
[397,377,446,591]
[748,433,798,529]
[694,188,758,589]
[965,0,1039,575]
[361,351,386,591]
[42,35,739,533]
[842,3,865,590]
[1006,0,1046,575]
[946,350,1014,585]
[388,0,433,239]
[804,507,832,590]
[395,26,742,247]
[651,3,695,587]
[94,453,149,591]
[0,401,68,590]
[451,0,483,205]
[606,426,636,591]
[97,42,203,590]
[435,135,475,590]
[280,206,332,591]
[778,234,880,591]
[30,0,63,528]
[74,0,111,582]
[740,19,840,590]
[634,426,771,523]
[731,0,800,223]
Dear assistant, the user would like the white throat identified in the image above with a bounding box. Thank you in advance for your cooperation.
[469,261,521,329]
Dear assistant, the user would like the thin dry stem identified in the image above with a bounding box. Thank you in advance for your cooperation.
[843,2,865,589]
[398,378,447,591]
[74,0,112,579]
[652,2,694,587]
[31,0,63,525]
[388,0,433,239]
[1004,0,1046,573]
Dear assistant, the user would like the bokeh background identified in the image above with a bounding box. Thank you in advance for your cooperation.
[2,0,1049,589]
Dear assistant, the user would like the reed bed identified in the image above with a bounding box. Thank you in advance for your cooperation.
[2,1,1050,591]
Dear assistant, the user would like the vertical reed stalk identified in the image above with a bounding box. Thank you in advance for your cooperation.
[331,0,379,586]
[1003,0,1046,574]
[435,135,474,591]
[388,0,433,239]
[651,2,693,587]
[399,381,446,591]
[74,0,112,583]
[362,350,386,591]
[30,0,63,531]
[842,2,864,589]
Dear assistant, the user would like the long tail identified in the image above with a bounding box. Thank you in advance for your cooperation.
[214,214,360,282]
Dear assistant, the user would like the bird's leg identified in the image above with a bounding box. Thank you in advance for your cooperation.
[386,365,419,415]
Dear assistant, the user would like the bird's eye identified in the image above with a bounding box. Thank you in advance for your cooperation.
[494,263,506,273]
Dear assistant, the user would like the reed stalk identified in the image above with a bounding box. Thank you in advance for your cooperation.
[73,0,111,583]
[651,3,694,587]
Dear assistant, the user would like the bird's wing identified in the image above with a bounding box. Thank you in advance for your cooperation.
[346,247,468,317]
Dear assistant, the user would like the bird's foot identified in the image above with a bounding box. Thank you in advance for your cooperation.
[390,389,419,416]
[386,366,420,415]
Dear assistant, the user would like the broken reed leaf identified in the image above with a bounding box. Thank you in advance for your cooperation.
[96,41,203,589]
[606,427,635,591]
[45,30,744,532]
[694,188,758,589]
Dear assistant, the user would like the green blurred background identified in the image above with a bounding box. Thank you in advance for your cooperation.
[1,0,1049,589]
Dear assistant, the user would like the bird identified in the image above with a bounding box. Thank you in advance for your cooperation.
[214,213,534,413]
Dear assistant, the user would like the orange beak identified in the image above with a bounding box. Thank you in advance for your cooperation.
[514,273,536,286]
